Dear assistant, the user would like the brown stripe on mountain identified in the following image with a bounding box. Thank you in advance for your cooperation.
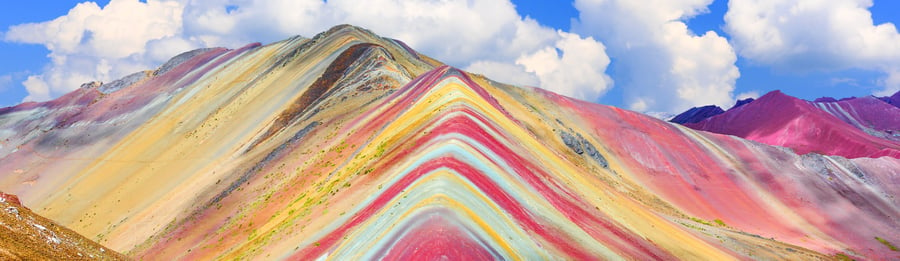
[248,43,380,152]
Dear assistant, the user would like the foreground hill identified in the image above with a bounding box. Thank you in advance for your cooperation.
[682,90,900,158]
[1,25,898,260]
[0,192,126,259]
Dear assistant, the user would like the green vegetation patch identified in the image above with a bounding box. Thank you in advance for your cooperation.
[876,236,899,251]
[713,219,727,227]
[833,253,854,261]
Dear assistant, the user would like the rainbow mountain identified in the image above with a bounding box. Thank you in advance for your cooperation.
[1,25,898,260]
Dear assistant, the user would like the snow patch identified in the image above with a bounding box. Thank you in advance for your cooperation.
[5,207,19,218]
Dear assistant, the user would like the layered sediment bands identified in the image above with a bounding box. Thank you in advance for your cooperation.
[811,95,900,141]
[1,25,898,260]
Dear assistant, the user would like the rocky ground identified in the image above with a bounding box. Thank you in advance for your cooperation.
[0,192,126,260]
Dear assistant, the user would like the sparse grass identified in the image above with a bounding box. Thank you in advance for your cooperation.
[713,219,727,227]
[876,236,899,251]
[690,217,712,226]
[374,141,388,157]
[689,217,729,228]
[678,222,706,231]
[834,253,854,261]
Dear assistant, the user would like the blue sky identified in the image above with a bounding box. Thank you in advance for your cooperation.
[2,0,899,114]
[0,1,107,104]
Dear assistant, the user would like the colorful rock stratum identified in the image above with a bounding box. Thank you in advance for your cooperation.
[1,25,898,260]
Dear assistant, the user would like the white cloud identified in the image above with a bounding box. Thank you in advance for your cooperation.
[465,31,613,101]
[830,77,860,87]
[736,91,760,100]
[515,31,613,100]
[725,0,900,96]
[572,0,740,112]
[5,0,613,104]
[5,0,187,102]
[22,76,51,102]
[466,31,614,101]
[180,0,333,47]
[878,68,900,96]
[630,99,650,112]
[465,61,540,87]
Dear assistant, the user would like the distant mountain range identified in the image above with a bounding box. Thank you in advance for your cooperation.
[1,25,898,260]
[673,90,900,159]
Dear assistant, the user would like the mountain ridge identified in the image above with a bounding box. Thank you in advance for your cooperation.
[681,90,900,159]
[1,24,898,260]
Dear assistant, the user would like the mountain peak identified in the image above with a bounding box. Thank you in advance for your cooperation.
[880,90,900,107]
[732,97,755,109]
[756,89,796,102]
[1,25,898,260]
[669,105,724,124]
[326,24,379,37]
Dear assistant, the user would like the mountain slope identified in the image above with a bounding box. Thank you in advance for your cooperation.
[1,192,127,260]
[1,24,437,255]
[0,25,898,260]
[685,90,900,158]
[811,95,900,141]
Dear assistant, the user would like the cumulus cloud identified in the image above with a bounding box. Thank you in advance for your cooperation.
[736,91,760,101]
[4,0,187,102]
[465,61,540,87]
[881,68,900,96]
[465,31,613,101]
[725,0,900,95]
[572,0,740,112]
[515,31,613,100]
[328,0,548,65]
[22,76,51,102]
[5,0,613,103]
[180,0,334,48]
